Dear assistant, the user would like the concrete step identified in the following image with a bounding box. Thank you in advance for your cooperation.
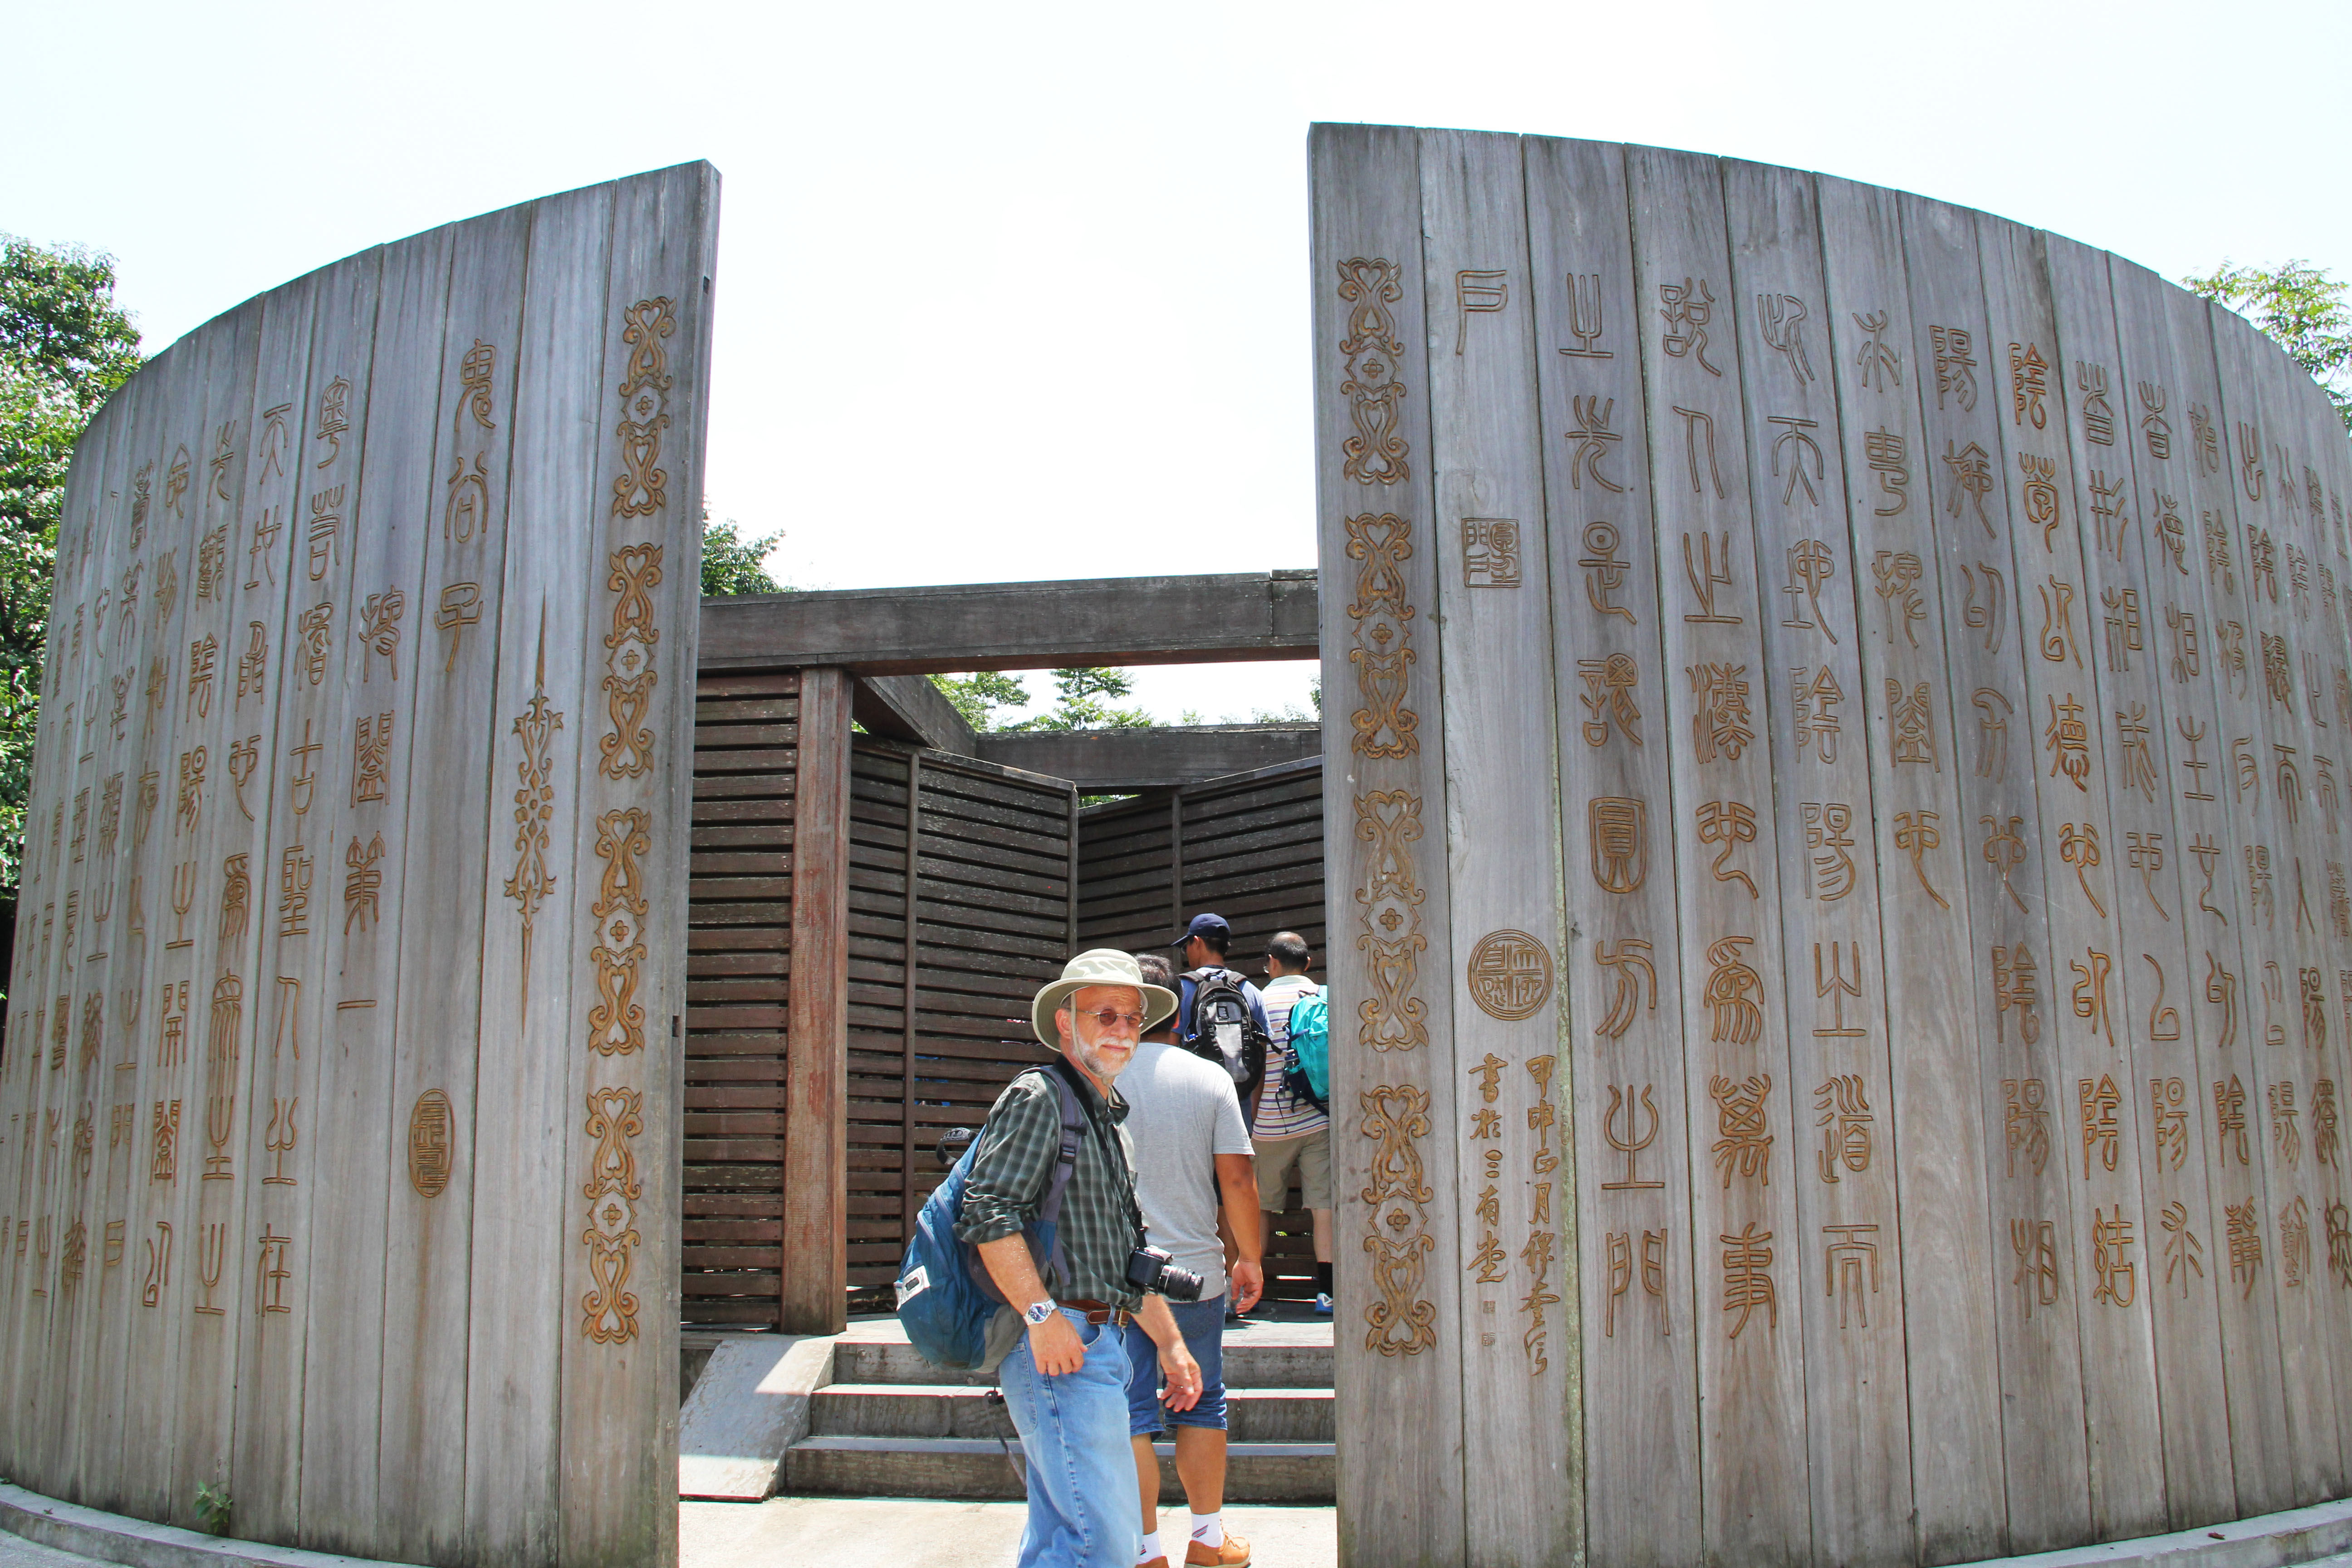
[807,1383,1335,1443]
[831,1318,1334,1390]
[784,1436,1335,1504]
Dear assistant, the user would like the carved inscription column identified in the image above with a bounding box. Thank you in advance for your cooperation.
[1817,171,2008,1562]
[1627,145,1810,1568]
[1416,130,1578,1568]
[1309,123,1466,1568]
[1978,220,2166,1538]
[2046,235,2236,1525]
[1901,191,2094,1550]
[2209,306,2352,1496]
[1725,160,1916,1568]
[1524,132,1701,1568]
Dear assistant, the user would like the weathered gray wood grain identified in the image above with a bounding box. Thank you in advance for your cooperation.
[1416,127,1579,1568]
[451,181,596,1568]
[1817,169,2009,1565]
[1976,216,2168,1542]
[1901,190,2094,1553]
[1723,156,1916,1568]
[1310,120,1467,1568]
[1627,142,1813,1568]
[2045,232,2236,1529]
[1525,131,1705,1568]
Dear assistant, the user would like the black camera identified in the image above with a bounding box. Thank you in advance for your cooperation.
[1126,1244,1205,1303]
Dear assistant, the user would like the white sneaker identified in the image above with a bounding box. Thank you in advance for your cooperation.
[1314,1292,1333,1314]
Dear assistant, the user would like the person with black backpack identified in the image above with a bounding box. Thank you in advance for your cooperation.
[1169,914,1272,1103]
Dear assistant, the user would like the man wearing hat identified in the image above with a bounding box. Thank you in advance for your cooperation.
[959,950,1207,1568]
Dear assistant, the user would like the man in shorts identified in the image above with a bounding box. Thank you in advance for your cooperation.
[1253,932,1333,1313]
[1118,952,1261,1568]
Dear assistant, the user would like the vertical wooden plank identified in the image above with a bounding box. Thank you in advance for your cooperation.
[284,248,396,1556]
[222,258,333,1546]
[781,666,850,1336]
[458,184,609,1565]
[1901,191,2094,1552]
[1170,788,1185,931]
[353,219,466,1567]
[162,303,273,1536]
[557,161,715,1568]
[1525,132,1704,1568]
[1975,217,2169,1542]
[1416,127,1579,1568]
[2043,233,2237,1528]
[2205,302,2347,1502]
[1310,120,1467,1568]
[1721,158,1916,1568]
[2111,260,2297,1519]
[1625,142,1812,1568]
[1816,170,2009,1564]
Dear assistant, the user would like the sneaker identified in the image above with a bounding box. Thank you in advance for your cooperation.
[1187,1535,1251,1567]
[1314,1292,1333,1314]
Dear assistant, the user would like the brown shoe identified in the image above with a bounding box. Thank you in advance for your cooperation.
[1187,1535,1251,1568]
[1140,1558,1170,1568]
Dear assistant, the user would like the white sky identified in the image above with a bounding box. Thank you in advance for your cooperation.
[10,0,2347,724]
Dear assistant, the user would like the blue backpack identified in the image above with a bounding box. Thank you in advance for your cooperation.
[895,1065,1086,1372]
[1281,988,1330,1113]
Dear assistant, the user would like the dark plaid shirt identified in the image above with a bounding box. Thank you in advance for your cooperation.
[955,1063,1145,1311]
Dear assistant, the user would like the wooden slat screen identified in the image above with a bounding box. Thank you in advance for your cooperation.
[1077,757,1328,1303]
[845,739,1078,1296]
[682,670,799,1325]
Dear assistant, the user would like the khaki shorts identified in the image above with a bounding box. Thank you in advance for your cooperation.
[1254,1129,1332,1212]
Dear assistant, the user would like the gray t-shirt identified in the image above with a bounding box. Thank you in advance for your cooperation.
[1117,1040,1255,1300]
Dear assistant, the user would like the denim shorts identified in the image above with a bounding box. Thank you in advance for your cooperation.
[1122,1294,1228,1435]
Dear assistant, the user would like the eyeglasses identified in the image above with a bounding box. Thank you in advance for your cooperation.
[1081,1009,1145,1031]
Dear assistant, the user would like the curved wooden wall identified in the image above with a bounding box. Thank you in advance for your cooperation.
[1314,125,2352,1568]
[0,162,716,1568]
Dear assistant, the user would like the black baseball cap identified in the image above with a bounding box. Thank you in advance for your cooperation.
[1170,912,1230,947]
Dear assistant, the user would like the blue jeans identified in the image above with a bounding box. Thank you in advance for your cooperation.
[1123,1293,1228,1434]
[998,1308,1139,1568]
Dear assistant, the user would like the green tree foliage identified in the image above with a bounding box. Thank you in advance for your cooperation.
[930,671,1031,730]
[929,667,1155,732]
[700,509,786,596]
[2184,259,2352,430]
[0,236,142,893]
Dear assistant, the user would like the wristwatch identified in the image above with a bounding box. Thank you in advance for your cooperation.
[1023,1299,1058,1327]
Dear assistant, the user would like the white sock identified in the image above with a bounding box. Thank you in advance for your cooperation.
[1191,1513,1225,1548]
[1137,1529,1164,1564]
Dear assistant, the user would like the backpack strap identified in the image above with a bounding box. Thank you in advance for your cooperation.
[1032,1063,1089,1286]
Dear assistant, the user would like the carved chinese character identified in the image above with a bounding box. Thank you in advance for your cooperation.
[1658,278,1721,374]
[1943,441,1995,536]
[344,833,385,934]
[2009,341,2050,429]
[1789,665,1843,762]
[2151,1078,2190,1171]
[1852,310,1901,392]
[1593,943,1655,1044]
[358,587,406,682]
[1929,325,1978,411]
[2225,1200,2263,1298]
[1564,395,1625,493]
[1886,681,1939,771]
[1686,662,1753,761]
[2079,1074,2122,1176]
[1801,801,1857,902]
[315,376,352,467]
[1892,810,1950,909]
[352,712,393,807]
[2090,1205,2136,1307]
[2018,453,2061,547]
[306,486,344,581]
[1681,530,1738,622]
[1814,1075,1873,1181]
[2038,576,2083,668]
[1992,947,2040,1045]
[1870,550,1925,647]
[1721,1225,1777,1339]
[1588,797,1648,894]
[2137,381,2170,459]
[1560,274,1612,360]
[1696,799,1759,897]
[1862,428,1908,517]
[2045,693,2090,791]
[2011,1219,2060,1315]
[1777,539,1837,639]
[1460,518,1520,588]
[2076,362,2115,445]
[1756,292,1813,385]
[1702,938,1763,1045]
[1576,654,1642,747]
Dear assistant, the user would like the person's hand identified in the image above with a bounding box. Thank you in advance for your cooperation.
[1230,1260,1264,1313]
[1027,1311,1086,1376]
[1159,1342,1203,1412]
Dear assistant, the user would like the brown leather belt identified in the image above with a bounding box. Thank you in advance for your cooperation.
[1061,1298,1132,1327]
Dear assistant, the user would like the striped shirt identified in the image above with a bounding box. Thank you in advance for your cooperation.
[1253,975,1330,1139]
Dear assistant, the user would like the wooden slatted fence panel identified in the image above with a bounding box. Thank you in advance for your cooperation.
[681,670,797,1326]
[843,740,1076,1298]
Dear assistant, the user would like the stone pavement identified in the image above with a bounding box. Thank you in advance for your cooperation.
[0,1532,106,1567]
[681,1498,1337,1568]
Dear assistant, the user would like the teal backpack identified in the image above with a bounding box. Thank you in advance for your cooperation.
[1281,988,1330,1113]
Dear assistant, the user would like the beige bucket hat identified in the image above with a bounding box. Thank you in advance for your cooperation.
[1031,948,1179,1048]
